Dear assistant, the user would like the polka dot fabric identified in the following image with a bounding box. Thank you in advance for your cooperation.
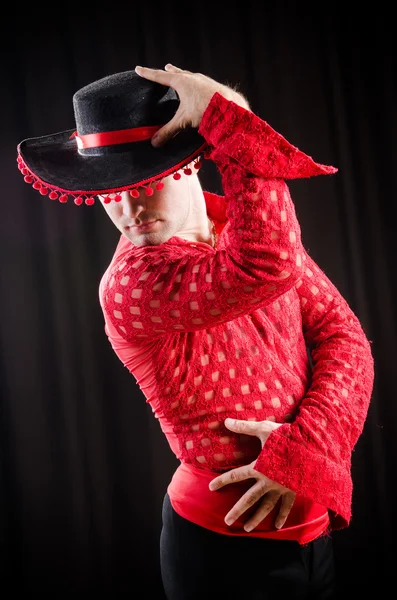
[100,93,374,533]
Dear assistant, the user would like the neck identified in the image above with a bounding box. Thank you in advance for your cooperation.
[175,175,214,246]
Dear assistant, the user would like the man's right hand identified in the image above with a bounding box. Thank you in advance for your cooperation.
[134,63,250,147]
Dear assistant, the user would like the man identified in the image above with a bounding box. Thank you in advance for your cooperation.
[17,64,375,599]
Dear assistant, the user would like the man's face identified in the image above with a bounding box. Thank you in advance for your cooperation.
[99,173,192,246]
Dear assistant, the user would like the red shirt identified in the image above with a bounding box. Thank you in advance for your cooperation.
[99,92,374,543]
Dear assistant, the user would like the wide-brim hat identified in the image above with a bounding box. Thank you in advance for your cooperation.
[16,69,208,206]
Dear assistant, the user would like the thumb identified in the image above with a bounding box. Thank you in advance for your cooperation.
[224,418,260,436]
[151,107,184,148]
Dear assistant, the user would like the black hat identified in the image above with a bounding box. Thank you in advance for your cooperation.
[16,69,208,206]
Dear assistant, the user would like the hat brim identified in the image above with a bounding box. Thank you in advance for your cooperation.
[18,127,207,195]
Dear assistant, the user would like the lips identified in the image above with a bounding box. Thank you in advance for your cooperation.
[130,220,158,229]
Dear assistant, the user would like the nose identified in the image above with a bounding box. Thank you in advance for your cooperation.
[121,192,146,219]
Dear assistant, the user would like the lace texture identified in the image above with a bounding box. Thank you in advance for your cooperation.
[101,93,374,531]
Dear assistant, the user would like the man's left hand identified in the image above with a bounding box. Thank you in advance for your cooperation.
[209,418,296,531]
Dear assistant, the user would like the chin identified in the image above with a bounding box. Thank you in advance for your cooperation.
[126,232,169,247]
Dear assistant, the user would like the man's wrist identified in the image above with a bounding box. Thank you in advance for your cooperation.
[223,89,250,111]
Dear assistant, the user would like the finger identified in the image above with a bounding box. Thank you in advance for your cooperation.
[275,491,296,529]
[165,64,192,75]
[134,66,173,86]
[224,418,262,436]
[209,464,253,491]
[224,418,280,436]
[164,63,184,72]
[151,108,184,148]
[224,481,269,526]
[243,490,281,532]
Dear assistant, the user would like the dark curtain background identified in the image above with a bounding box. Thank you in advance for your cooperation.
[1,4,395,596]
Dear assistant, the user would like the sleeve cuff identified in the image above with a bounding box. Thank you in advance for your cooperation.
[253,427,352,530]
[199,92,338,180]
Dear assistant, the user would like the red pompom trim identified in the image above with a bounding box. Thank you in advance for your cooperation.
[16,147,207,207]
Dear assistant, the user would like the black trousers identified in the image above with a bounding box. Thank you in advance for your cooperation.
[160,493,335,599]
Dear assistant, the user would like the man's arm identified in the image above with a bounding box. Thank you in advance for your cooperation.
[101,68,336,341]
[252,248,375,529]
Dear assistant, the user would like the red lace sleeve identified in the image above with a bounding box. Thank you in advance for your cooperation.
[253,249,375,529]
[101,94,337,343]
